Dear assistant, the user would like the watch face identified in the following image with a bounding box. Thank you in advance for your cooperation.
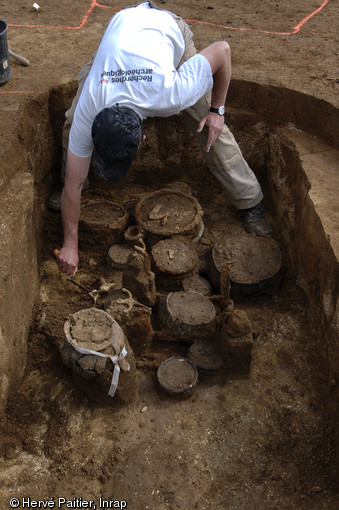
[210,106,225,115]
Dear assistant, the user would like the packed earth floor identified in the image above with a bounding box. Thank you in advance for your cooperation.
[0,1,338,509]
[1,179,337,509]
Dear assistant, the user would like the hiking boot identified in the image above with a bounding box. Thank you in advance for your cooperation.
[238,202,273,237]
[48,178,89,212]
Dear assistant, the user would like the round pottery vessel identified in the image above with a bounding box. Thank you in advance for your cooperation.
[210,234,283,297]
[157,356,198,398]
[159,290,216,341]
[188,338,225,377]
[135,189,203,242]
[79,199,129,250]
[107,244,134,269]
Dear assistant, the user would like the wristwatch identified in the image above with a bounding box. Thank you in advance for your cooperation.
[210,105,225,116]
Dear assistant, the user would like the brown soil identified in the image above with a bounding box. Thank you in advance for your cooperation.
[225,309,252,337]
[0,1,338,509]
[1,186,337,507]
[80,199,127,225]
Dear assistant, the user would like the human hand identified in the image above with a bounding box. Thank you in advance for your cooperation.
[197,112,224,152]
[54,247,78,276]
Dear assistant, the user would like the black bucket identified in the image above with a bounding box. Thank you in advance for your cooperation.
[0,19,10,85]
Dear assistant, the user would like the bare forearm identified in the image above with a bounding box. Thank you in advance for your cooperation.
[211,43,231,108]
[61,184,81,250]
[56,150,90,275]
[62,150,90,248]
[197,41,231,152]
[200,41,231,107]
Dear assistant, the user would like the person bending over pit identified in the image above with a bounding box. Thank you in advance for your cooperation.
[52,1,272,277]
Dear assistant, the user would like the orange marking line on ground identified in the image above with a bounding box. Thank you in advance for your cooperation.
[292,0,329,33]
[8,0,329,35]
[2,0,329,95]
[186,0,330,35]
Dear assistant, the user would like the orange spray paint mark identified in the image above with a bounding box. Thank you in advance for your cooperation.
[1,1,330,95]
[8,0,329,35]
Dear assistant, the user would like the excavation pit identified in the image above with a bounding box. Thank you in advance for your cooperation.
[0,77,338,509]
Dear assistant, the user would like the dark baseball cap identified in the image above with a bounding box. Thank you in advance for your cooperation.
[91,105,142,182]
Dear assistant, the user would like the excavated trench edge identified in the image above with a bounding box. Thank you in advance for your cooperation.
[0,81,337,458]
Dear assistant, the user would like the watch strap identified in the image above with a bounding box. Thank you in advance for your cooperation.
[210,106,225,115]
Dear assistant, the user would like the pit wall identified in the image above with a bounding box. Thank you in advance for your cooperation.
[228,82,339,441]
[0,93,54,415]
[267,127,339,431]
[0,83,338,444]
[228,80,339,151]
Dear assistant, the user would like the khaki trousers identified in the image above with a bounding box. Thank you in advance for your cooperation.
[61,2,263,209]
